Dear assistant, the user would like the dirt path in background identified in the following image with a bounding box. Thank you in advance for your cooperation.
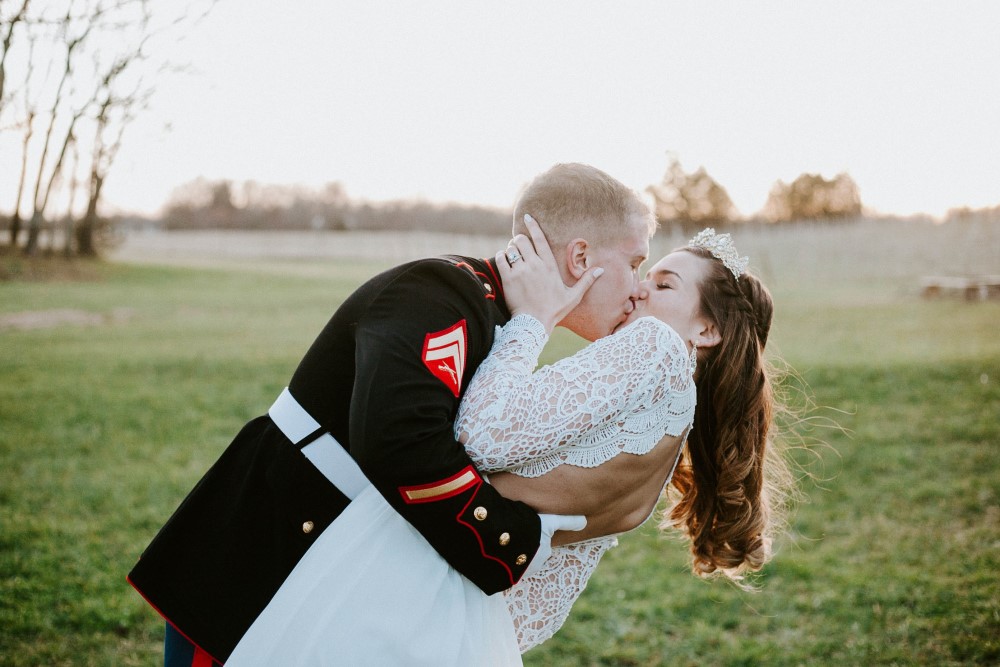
[0,308,134,331]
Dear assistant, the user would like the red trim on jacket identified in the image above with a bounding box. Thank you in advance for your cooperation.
[483,259,504,299]
[126,574,224,666]
[456,488,517,587]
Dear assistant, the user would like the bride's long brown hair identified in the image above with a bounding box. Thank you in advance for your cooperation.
[662,246,791,585]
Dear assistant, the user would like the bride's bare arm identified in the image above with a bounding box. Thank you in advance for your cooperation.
[488,434,683,545]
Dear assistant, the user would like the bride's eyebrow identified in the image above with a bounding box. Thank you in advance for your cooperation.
[651,269,684,283]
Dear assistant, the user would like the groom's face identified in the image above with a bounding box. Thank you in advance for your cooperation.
[573,217,650,341]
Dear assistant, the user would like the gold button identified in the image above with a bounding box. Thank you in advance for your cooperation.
[302,521,315,534]
[499,532,510,546]
[473,506,488,521]
[515,554,527,566]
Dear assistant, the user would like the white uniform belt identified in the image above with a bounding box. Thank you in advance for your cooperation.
[268,387,368,501]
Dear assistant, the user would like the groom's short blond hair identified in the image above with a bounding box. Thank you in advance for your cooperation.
[513,163,655,251]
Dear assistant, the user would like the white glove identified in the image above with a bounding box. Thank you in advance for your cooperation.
[522,513,587,578]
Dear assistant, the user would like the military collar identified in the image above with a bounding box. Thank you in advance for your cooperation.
[442,255,508,314]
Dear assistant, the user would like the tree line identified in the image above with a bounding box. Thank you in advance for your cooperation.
[156,178,512,236]
[142,158,995,239]
[161,158,870,235]
[646,155,999,232]
[647,154,864,235]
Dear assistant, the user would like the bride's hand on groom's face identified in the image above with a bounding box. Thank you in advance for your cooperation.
[496,214,604,333]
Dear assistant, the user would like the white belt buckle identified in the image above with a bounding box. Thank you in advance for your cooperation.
[269,387,368,501]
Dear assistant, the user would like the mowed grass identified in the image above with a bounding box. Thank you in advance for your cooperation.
[1,222,999,665]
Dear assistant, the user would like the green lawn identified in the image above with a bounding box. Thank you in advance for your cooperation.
[1,241,998,665]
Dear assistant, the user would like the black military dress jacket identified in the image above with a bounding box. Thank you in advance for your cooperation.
[128,256,543,663]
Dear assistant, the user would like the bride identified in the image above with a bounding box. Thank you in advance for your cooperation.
[227,228,787,665]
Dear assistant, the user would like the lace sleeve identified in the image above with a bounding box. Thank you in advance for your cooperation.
[503,536,618,652]
[457,315,694,477]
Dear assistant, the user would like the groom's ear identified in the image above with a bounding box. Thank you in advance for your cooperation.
[565,238,589,279]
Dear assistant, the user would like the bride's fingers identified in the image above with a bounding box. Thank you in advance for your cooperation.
[522,215,555,263]
[503,244,522,267]
[505,235,533,265]
[495,250,513,278]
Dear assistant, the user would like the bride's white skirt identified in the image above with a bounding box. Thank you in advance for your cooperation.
[226,484,522,666]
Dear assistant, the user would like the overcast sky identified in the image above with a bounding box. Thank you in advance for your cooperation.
[38,1,1000,218]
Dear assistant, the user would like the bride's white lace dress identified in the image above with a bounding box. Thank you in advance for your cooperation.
[226,315,694,666]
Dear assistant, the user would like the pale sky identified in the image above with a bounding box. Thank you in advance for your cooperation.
[32,1,1000,218]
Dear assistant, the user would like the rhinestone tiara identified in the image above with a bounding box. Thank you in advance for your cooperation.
[688,228,749,280]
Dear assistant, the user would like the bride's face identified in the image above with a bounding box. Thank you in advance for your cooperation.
[623,250,714,346]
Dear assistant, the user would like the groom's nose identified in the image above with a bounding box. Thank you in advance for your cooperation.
[633,281,649,302]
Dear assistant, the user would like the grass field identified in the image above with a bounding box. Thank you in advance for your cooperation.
[1,220,998,665]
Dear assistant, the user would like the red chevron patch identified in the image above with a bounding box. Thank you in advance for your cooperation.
[422,319,467,397]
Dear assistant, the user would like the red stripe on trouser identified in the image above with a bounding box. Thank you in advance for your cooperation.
[192,647,216,667]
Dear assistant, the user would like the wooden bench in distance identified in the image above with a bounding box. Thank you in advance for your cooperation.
[920,275,1000,301]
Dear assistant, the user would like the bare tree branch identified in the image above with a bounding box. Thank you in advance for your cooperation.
[8,21,35,247]
[0,0,32,111]
[25,0,101,253]
[60,130,80,255]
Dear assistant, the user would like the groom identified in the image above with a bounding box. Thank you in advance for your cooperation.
[128,163,656,665]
